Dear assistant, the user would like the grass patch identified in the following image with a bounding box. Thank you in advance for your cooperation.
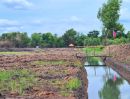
[0,69,37,95]
[0,52,31,55]
[60,91,70,97]
[71,60,83,68]
[49,79,72,97]
[32,60,83,68]
[66,78,81,90]
[31,60,83,68]
[32,60,66,66]
[83,46,104,55]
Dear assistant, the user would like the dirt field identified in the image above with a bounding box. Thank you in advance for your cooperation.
[104,44,130,83]
[0,48,87,99]
[104,44,130,66]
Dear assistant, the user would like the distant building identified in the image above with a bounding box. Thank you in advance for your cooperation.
[36,46,39,48]
[69,44,75,48]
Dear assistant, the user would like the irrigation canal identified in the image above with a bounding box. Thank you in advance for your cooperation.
[85,57,130,99]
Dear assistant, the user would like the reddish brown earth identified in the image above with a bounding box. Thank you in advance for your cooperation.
[104,44,130,65]
[104,44,130,83]
[0,48,88,99]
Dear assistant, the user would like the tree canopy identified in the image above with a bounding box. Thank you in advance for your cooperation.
[62,29,78,47]
[87,30,99,38]
[0,28,130,48]
[97,0,124,38]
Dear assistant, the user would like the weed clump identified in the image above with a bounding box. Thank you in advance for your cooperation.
[0,69,37,95]
[66,78,81,90]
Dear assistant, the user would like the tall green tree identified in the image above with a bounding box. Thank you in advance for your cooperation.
[97,0,124,38]
[31,33,42,47]
[42,32,55,47]
[62,28,77,47]
[0,32,30,48]
[126,31,130,38]
[20,32,30,47]
[76,33,86,46]
[87,30,99,38]
[56,37,64,47]
[52,34,64,48]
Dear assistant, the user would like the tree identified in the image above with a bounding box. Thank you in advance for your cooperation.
[87,30,99,38]
[0,40,13,48]
[31,33,42,47]
[62,28,77,47]
[85,37,101,46]
[76,33,86,46]
[20,32,30,47]
[126,31,130,38]
[56,37,64,47]
[97,0,124,38]
[52,34,64,48]
[0,32,18,47]
[0,32,30,48]
[42,32,55,47]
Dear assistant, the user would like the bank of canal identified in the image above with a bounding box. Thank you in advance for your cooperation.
[85,57,130,99]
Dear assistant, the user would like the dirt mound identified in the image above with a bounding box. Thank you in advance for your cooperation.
[104,44,130,65]
[104,44,130,83]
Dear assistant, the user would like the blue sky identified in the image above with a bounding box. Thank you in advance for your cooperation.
[0,0,130,36]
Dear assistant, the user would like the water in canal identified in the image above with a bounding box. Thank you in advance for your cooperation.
[85,57,130,99]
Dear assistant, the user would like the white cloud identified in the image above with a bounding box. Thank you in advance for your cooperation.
[0,19,23,32]
[0,19,20,27]
[1,0,33,10]
[0,26,23,33]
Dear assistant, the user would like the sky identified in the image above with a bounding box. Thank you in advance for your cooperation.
[0,0,130,36]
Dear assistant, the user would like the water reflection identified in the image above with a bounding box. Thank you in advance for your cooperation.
[86,57,105,66]
[85,57,130,99]
[99,76,123,99]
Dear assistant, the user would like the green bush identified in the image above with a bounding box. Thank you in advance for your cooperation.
[107,37,130,45]
[66,78,81,90]
[85,37,101,46]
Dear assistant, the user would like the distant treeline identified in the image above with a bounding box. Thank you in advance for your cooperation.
[0,28,130,48]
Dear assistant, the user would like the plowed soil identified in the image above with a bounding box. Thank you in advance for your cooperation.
[0,48,87,99]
